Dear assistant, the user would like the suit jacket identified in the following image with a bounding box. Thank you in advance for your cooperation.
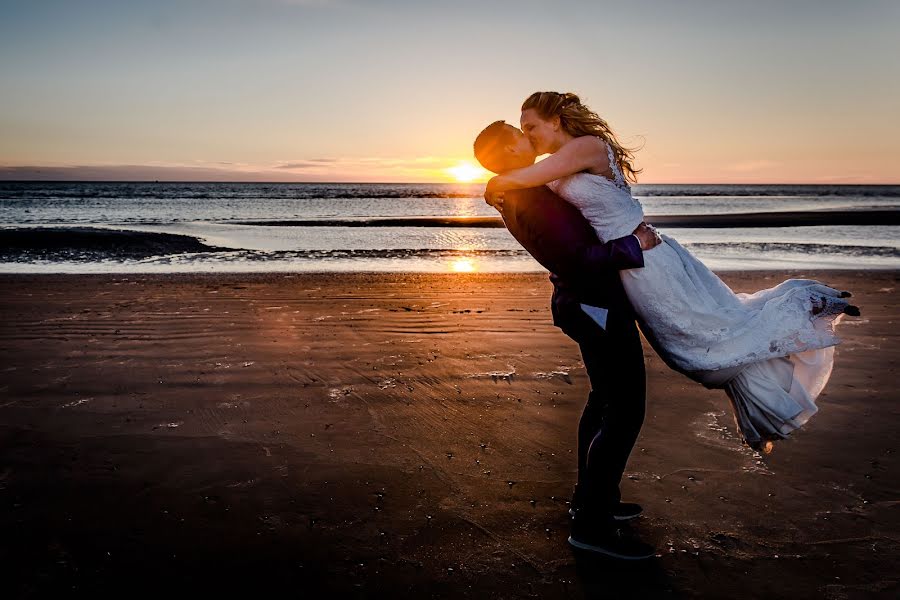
[498,186,644,330]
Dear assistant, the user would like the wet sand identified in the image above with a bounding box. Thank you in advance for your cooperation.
[0,271,897,598]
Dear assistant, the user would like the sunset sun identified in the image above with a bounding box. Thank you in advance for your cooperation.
[446,161,488,183]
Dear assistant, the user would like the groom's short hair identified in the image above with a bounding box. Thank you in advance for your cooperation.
[473,120,517,174]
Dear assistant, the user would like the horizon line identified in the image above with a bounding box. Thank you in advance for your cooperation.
[3,179,900,186]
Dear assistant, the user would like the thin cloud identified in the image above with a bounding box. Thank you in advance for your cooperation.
[275,158,340,170]
[0,156,469,182]
[0,164,264,182]
[273,156,449,173]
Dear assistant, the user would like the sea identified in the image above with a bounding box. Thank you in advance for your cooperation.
[1,182,898,273]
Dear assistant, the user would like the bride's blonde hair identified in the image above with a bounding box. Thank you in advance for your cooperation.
[521,91,642,184]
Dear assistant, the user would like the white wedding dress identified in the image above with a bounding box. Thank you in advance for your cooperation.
[547,143,851,451]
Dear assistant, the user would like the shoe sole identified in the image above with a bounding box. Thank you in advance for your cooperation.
[567,536,655,560]
[569,508,640,521]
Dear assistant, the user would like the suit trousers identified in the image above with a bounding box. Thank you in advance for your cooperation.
[554,299,647,516]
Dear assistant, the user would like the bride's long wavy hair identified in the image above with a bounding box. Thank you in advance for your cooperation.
[521,91,642,184]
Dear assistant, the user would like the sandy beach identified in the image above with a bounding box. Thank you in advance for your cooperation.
[1,270,897,598]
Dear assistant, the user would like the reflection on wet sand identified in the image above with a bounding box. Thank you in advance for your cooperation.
[450,257,476,273]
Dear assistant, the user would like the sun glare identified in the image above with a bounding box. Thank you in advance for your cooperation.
[446,161,488,183]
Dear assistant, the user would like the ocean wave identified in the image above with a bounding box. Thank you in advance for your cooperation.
[230,209,899,228]
[200,244,899,261]
[2,227,897,264]
[633,184,900,198]
[231,217,507,227]
[686,242,899,258]
[0,182,483,201]
[4,182,900,202]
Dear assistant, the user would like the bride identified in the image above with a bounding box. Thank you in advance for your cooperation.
[475,91,860,453]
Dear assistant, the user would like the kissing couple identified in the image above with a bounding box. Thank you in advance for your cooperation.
[473,91,860,559]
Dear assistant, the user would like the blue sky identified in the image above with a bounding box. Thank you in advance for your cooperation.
[1,0,898,182]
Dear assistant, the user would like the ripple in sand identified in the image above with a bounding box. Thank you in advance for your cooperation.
[227,478,258,488]
[60,397,92,408]
[377,378,398,389]
[216,400,250,409]
[468,368,515,383]
[328,386,354,399]
[534,369,573,384]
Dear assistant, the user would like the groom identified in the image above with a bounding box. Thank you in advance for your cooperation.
[474,121,661,560]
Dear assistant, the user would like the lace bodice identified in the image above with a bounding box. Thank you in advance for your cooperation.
[546,141,644,243]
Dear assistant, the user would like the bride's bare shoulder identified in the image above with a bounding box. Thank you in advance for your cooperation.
[566,136,609,173]
[569,135,606,151]
[563,136,605,159]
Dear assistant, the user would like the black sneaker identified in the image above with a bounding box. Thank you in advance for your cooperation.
[568,515,655,560]
[568,502,642,521]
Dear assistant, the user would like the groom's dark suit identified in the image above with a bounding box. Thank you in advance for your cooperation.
[499,185,647,518]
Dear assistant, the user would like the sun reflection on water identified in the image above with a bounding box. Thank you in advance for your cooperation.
[450,257,476,272]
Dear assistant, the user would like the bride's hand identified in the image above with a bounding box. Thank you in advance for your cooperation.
[484,189,505,211]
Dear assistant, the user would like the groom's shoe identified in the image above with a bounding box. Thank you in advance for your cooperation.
[568,513,655,560]
[569,502,642,521]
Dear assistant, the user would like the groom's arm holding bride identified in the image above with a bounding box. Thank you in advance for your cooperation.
[489,187,660,282]
[472,119,660,281]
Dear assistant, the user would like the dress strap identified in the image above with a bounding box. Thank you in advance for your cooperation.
[604,140,629,191]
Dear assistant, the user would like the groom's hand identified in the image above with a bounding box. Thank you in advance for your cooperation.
[633,222,662,251]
